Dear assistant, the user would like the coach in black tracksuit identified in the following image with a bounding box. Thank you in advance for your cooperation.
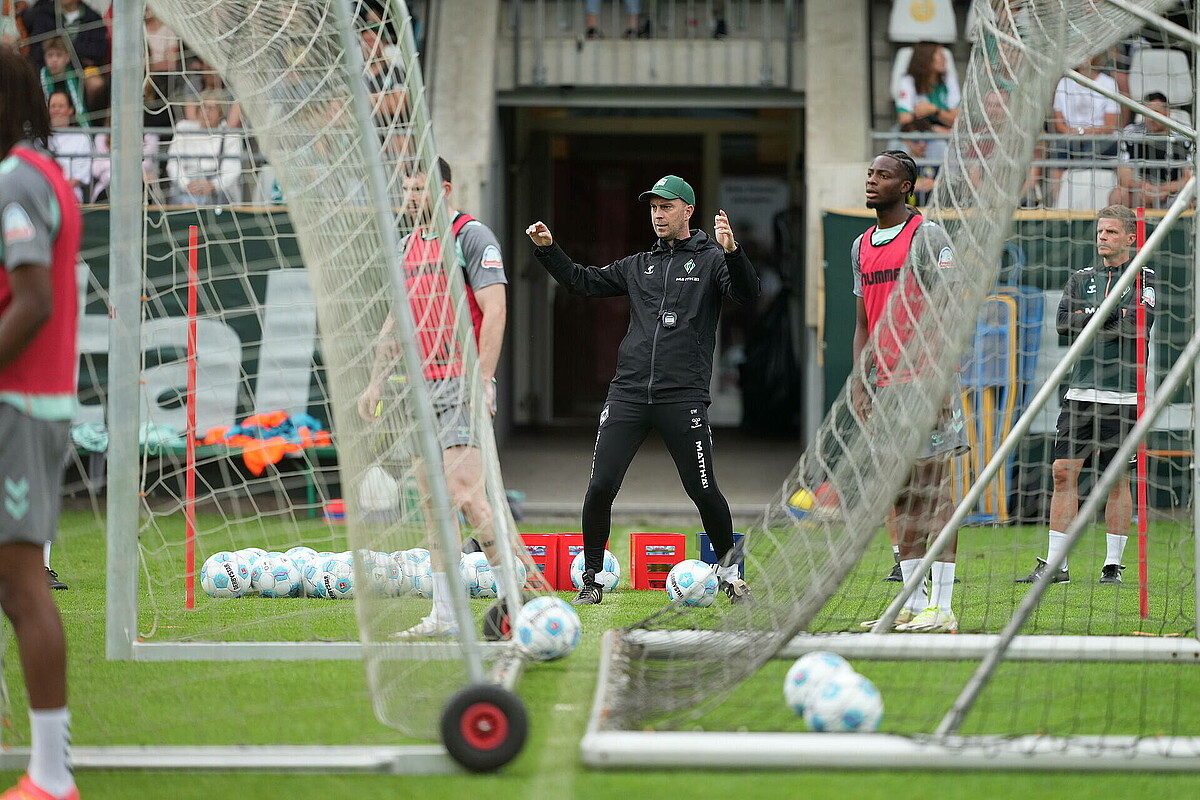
[526,175,760,605]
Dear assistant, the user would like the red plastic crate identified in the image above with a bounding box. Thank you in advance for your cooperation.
[554,533,585,591]
[629,532,686,590]
[519,533,559,591]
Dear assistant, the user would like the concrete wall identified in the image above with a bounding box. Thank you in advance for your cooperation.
[428,1,503,222]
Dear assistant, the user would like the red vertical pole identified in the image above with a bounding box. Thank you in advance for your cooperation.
[1135,208,1149,620]
[185,226,199,610]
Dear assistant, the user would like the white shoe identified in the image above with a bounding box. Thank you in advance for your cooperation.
[860,608,915,630]
[390,616,459,640]
[896,606,958,633]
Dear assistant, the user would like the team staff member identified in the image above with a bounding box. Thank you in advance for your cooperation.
[526,175,759,605]
[0,48,81,800]
[853,150,966,634]
[1016,205,1154,586]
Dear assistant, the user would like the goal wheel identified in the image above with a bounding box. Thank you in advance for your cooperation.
[440,683,527,772]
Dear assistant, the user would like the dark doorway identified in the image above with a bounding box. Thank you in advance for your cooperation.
[549,134,703,420]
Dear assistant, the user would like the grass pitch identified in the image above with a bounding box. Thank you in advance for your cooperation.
[2,511,1199,799]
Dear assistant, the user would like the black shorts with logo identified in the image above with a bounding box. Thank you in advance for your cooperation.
[1053,399,1137,469]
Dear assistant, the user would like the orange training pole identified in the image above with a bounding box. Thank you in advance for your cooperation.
[1135,208,1148,620]
[185,226,199,610]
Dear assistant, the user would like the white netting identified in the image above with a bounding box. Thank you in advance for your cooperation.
[595,0,1196,752]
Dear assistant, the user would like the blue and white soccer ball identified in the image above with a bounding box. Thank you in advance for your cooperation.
[570,549,621,591]
[283,546,317,583]
[460,551,497,598]
[251,554,302,598]
[300,558,326,598]
[513,596,582,661]
[200,551,252,598]
[802,670,884,733]
[363,550,404,598]
[665,559,719,607]
[316,556,354,600]
[400,548,433,597]
[783,651,854,715]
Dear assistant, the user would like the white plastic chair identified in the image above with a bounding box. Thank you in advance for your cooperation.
[1127,47,1193,106]
[1053,168,1119,210]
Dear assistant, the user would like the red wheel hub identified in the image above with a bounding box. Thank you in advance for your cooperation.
[460,702,509,750]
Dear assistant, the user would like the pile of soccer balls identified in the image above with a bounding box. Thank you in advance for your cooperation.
[783,651,883,732]
[200,546,435,599]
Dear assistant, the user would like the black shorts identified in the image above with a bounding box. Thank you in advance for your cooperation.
[1053,400,1137,469]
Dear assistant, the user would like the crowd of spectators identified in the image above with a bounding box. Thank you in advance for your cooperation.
[891,29,1194,210]
[2,0,419,208]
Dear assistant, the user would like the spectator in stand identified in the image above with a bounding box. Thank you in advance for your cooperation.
[180,55,242,129]
[38,36,88,127]
[1110,92,1193,209]
[584,0,647,39]
[23,0,109,115]
[166,90,243,206]
[361,17,407,128]
[46,90,94,204]
[92,91,165,205]
[1048,53,1120,193]
[144,7,179,97]
[894,43,961,203]
[1,0,22,48]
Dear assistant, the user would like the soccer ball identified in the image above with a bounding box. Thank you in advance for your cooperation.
[284,546,317,571]
[459,551,497,598]
[803,670,884,733]
[251,554,302,598]
[400,548,433,597]
[358,465,400,512]
[316,556,354,600]
[570,549,621,591]
[513,596,582,661]
[364,551,404,597]
[786,483,839,523]
[200,551,252,598]
[665,559,718,607]
[783,651,854,715]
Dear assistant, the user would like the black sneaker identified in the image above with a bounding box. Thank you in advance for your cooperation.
[572,570,603,605]
[1099,564,1125,584]
[1015,557,1069,584]
[46,567,68,591]
[719,578,753,605]
[483,599,510,641]
[883,561,903,582]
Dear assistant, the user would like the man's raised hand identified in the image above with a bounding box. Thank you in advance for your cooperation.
[526,221,554,247]
[714,209,738,253]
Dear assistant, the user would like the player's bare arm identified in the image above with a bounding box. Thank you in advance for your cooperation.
[473,283,506,416]
[0,264,53,370]
[358,313,399,421]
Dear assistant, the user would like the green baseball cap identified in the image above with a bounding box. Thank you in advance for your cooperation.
[638,175,696,206]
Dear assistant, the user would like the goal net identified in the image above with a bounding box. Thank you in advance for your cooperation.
[1,0,543,769]
[584,0,1200,769]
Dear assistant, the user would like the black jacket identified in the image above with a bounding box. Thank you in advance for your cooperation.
[534,229,759,404]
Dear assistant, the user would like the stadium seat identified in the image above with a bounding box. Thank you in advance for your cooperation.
[888,0,957,43]
[890,46,960,105]
[1127,47,1193,106]
[1053,168,1118,210]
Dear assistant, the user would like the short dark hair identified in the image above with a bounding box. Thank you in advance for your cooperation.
[0,47,52,156]
[1097,204,1137,234]
[436,157,451,185]
[877,149,918,191]
[1145,91,1169,104]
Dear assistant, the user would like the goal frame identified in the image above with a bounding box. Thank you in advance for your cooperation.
[582,0,1200,770]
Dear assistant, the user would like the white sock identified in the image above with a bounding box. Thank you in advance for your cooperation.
[899,559,930,613]
[891,544,900,560]
[1047,529,1069,572]
[929,561,956,613]
[715,563,740,583]
[1105,533,1128,567]
[43,541,52,570]
[491,563,508,599]
[431,572,455,623]
[28,707,73,798]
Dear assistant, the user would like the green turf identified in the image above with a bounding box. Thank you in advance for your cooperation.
[3,511,1200,799]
